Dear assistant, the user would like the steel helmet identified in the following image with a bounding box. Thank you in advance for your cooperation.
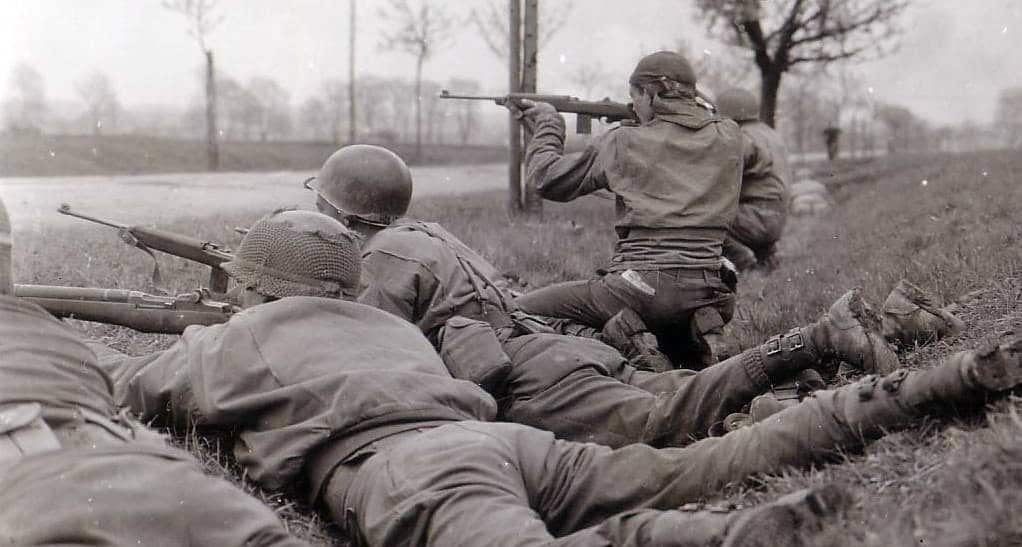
[305,145,413,226]
[716,87,760,122]
[222,209,362,299]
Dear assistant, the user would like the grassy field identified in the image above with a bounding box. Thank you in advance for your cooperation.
[10,149,1022,545]
[0,133,507,177]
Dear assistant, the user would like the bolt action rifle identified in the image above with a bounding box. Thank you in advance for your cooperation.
[58,204,234,293]
[14,284,235,334]
[440,89,638,134]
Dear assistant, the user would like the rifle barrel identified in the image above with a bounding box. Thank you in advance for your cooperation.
[15,284,136,303]
[57,204,127,230]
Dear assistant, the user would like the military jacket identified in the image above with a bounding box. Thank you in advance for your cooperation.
[0,295,115,422]
[739,120,792,203]
[359,219,516,342]
[525,98,743,270]
[110,296,497,492]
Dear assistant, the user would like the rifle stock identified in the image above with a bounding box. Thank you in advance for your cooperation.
[15,284,234,334]
[58,204,234,293]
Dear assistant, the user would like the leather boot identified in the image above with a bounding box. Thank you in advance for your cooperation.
[881,279,966,347]
[601,308,674,373]
[807,289,900,374]
[834,337,1022,438]
[721,484,852,547]
[743,289,897,387]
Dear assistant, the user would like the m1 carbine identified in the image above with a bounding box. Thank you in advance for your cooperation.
[439,90,638,134]
[15,284,234,334]
[58,204,234,293]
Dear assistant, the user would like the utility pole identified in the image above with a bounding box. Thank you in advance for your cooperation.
[507,0,523,217]
[348,0,357,143]
[521,0,541,218]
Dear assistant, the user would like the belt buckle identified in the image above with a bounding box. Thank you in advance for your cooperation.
[786,332,805,351]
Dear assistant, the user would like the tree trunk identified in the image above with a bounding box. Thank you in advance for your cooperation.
[204,50,220,171]
[414,55,424,162]
[507,0,523,218]
[759,67,782,128]
[520,0,542,219]
[348,0,357,144]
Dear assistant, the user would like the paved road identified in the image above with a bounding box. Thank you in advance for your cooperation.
[0,162,509,233]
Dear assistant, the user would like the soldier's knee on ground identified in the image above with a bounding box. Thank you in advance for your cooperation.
[602,308,674,373]
[691,307,734,367]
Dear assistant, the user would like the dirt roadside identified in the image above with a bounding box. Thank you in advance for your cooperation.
[0,162,509,233]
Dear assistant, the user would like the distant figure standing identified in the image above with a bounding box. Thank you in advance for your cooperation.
[823,126,842,161]
[717,87,793,271]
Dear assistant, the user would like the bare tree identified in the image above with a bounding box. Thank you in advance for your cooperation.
[568,62,611,99]
[3,63,47,134]
[674,39,756,99]
[75,71,121,136]
[163,0,223,169]
[320,79,349,144]
[299,97,331,141]
[378,0,456,160]
[447,77,481,144]
[995,87,1022,149]
[693,0,910,127]
[247,77,291,141]
[469,0,573,63]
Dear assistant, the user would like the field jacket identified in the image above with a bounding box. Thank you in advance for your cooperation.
[0,295,116,422]
[108,296,497,494]
[739,120,792,203]
[525,98,743,271]
[359,219,518,343]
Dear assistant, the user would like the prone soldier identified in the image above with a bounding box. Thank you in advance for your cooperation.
[0,196,305,546]
[92,207,1022,547]
[305,144,976,451]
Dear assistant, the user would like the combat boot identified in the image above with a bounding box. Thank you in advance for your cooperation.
[720,484,852,547]
[601,308,674,373]
[881,279,966,347]
[805,289,900,374]
[833,337,1022,438]
[743,289,898,387]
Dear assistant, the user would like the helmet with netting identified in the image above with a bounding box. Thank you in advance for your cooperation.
[305,145,412,227]
[716,87,760,122]
[222,210,362,299]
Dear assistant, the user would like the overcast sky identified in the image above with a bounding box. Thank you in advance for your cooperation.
[2,0,1020,126]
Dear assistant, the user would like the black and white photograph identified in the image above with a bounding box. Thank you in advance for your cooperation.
[1,1,1021,545]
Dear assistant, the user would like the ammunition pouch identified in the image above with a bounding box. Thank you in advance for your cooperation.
[439,316,514,398]
[0,403,61,477]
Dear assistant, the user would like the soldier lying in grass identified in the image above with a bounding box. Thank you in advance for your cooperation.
[89,207,1022,547]
[0,195,306,546]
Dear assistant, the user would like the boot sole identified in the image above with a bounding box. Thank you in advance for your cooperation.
[721,484,852,547]
[972,337,1022,392]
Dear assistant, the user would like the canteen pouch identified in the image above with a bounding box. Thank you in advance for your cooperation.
[439,316,513,398]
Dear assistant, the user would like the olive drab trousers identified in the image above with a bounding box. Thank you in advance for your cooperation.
[515,267,736,367]
[325,379,897,547]
[498,332,769,447]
